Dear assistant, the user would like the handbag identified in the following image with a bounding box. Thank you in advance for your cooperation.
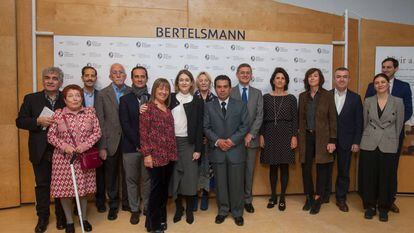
[62,114,102,170]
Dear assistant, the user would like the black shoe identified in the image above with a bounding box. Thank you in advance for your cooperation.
[130,212,140,225]
[322,196,330,204]
[107,208,118,220]
[310,198,321,215]
[390,203,400,213]
[215,215,227,224]
[267,197,277,209]
[278,197,286,211]
[302,197,313,211]
[56,217,66,230]
[96,204,106,213]
[150,230,164,233]
[244,203,255,213]
[82,221,92,232]
[122,205,131,212]
[379,211,388,222]
[65,223,74,233]
[364,208,376,219]
[35,218,48,233]
[160,222,167,231]
[186,210,194,224]
[336,201,349,212]
[234,216,244,226]
[173,206,184,223]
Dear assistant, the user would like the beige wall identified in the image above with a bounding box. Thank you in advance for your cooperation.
[0,0,20,208]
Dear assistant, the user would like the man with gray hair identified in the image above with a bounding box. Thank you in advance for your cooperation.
[16,67,66,233]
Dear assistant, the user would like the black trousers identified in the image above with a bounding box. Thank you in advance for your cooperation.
[146,161,175,231]
[302,131,333,197]
[392,134,404,203]
[104,145,128,209]
[32,153,64,220]
[95,159,106,206]
[360,148,397,212]
[335,147,352,202]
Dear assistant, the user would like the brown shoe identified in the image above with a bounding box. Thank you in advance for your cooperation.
[336,201,349,212]
[390,203,400,213]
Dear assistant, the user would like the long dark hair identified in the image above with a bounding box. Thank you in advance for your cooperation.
[304,68,325,91]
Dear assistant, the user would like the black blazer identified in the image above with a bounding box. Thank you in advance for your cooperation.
[81,89,99,107]
[169,93,204,152]
[15,90,65,164]
[119,92,150,153]
[332,89,363,151]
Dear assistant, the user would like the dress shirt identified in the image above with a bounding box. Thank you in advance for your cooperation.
[172,92,193,137]
[111,83,127,104]
[83,89,95,107]
[389,77,394,93]
[45,92,59,111]
[334,88,347,114]
[238,84,249,100]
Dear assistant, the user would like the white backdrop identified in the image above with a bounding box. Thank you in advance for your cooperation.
[375,46,414,125]
[54,36,333,98]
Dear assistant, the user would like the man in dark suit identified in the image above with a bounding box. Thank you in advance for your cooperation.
[365,57,413,213]
[16,67,66,233]
[95,63,131,220]
[204,75,250,226]
[80,65,107,213]
[230,63,263,213]
[119,66,151,225]
[331,67,363,212]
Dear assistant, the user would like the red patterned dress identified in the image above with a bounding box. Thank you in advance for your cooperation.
[48,107,101,198]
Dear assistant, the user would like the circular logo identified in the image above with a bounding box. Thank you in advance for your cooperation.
[294,57,299,63]
[157,53,163,59]
[58,51,64,57]
[136,42,141,47]
[250,56,256,61]
[230,65,236,71]
[231,45,236,50]
[86,40,92,46]
[87,62,92,66]
[205,54,210,60]
[294,77,299,83]
[184,64,189,70]
[108,52,114,58]
[317,48,322,54]
[275,46,280,52]
[184,43,189,49]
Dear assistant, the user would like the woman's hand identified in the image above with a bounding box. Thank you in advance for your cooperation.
[139,104,148,114]
[259,135,265,148]
[192,152,201,161]
[290,136,298,149]
[144,155,153,168]
[99,149,107,160]
[64,145,76,155]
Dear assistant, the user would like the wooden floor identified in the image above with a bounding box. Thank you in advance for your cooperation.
[0,193,413,233]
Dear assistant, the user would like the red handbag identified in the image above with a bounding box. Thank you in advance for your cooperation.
[62,114,102,170]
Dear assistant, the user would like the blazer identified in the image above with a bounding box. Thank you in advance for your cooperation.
[332,89,363,151]
[365,78,412,122]
[169,93,204,153]
[298,88,337,164]
[203,97,250,164]
[360,95,404,153]
[119,92,150,153]
[15,90,65,164]
[95,84,131,156]
[81,89,99,107]
[230,85,263,148]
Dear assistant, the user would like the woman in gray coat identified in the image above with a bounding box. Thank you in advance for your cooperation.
[359,73,404,222]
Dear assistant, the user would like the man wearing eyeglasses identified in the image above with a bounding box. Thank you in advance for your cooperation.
[95,63,132,221]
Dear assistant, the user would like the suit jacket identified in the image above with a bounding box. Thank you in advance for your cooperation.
[203,97,250,164]
[95,84,131,156]
[230,84,263,148]
[298,88,337,164]
[365,78,412,122]
[119,92,150,154]
[169,93,204,152]
[15,90,65,164]
[360,95,404,153]
[332,89,363,151]
[82,89,99,107]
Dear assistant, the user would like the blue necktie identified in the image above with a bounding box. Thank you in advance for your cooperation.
[242,87,248,103]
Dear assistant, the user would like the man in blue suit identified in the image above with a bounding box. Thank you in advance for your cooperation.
[365,57,413,213]
[331,67,363,212]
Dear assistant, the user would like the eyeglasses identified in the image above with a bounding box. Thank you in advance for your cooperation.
[111,70,126,75]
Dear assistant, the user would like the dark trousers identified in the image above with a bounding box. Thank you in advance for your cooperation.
[95,161,106,206]
[392,134,404,203]
[104,146,125,209]
[335,147,352,202]
[146,161,174,231]
[360,148,397,212]
[32,155,64,220]
[302,131,333,197]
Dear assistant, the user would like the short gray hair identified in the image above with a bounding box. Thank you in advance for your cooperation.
[42,67,64,82]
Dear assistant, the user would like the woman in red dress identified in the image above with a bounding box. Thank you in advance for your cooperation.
[48,84,101,233]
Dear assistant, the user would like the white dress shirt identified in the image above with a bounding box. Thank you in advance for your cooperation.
[334,88,347,114]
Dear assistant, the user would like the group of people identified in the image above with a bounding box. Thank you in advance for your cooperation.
[16,57,411,233]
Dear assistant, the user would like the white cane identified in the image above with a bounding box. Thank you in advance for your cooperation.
[70,154,85,233]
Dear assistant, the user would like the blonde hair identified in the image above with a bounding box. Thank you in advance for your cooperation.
[195,71,213,90]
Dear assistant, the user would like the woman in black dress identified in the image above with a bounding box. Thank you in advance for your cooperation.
[259,67,298,211]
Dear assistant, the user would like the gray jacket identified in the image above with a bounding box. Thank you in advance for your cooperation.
[360,95,404,153]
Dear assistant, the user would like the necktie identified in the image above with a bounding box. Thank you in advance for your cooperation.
[242,87,248,103]
[221,102,227,116]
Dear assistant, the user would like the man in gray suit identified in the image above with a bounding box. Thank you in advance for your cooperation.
[204,75,250,226]
[230,63,263,213]
[95,63,131,220]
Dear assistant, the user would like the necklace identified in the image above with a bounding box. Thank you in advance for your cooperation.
[273,95,285,125]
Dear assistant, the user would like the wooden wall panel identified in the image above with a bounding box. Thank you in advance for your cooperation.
[0,0,20,208]
[360,19,414,193]
[15,0,359,202]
